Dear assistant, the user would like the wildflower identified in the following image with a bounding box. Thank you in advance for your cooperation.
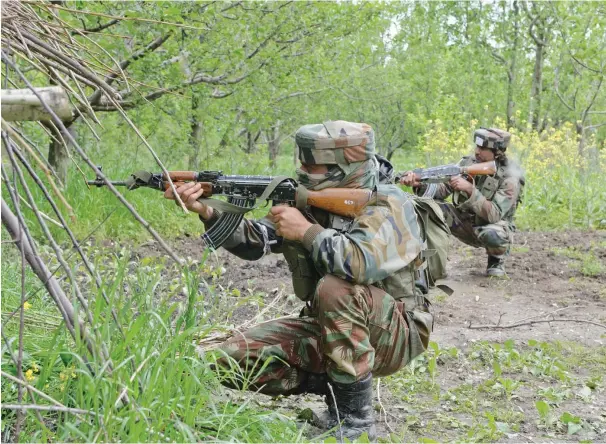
[25,369,35,382]
[23,301,32,311]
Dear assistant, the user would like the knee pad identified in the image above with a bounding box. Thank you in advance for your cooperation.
[478,228,507,248]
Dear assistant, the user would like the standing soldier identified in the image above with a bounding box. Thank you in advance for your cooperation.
[401,127,524,277]
[165,121,434,441]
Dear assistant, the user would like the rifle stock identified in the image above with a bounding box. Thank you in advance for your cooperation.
[460,161,497,177]
[305,188,373,218]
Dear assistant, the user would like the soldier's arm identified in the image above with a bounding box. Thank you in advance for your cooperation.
[201,211,284,260]
[455,176,520,223]
[302,200,422,284]
[410,156,472,200]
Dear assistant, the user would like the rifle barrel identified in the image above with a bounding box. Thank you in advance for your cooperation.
[86,180,128,187]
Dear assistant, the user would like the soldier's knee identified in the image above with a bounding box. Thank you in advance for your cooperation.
[479,228,508,248]
[316,275,354,311]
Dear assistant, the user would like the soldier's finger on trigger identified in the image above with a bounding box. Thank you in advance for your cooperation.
[179,190,192,203]
[191,188,205,201]
[187,193,198,205]
[181,183,201,202]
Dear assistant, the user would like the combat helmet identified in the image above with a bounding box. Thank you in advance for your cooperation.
[474,127,511,152]
[295,121,375,167]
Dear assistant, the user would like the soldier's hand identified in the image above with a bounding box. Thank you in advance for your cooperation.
[269,206,312,242]
[164,182,214,220]
[449,175,474,195]
[399,171,421,187]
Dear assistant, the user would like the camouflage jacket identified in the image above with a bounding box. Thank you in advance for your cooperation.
[202,185,426,310]
[418,156,524,228]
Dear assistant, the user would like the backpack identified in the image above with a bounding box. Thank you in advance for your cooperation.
[375,154,450,289]
[411,196,451,288]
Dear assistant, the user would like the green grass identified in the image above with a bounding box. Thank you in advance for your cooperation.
[0,243,303,443]
[551,245,605,277]
[383,339,606,442]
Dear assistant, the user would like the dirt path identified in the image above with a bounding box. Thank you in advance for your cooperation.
[433,230,606,348]
[138,230,606,442]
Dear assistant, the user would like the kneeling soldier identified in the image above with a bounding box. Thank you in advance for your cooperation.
[166,121,434,440]
[401,127,524,277]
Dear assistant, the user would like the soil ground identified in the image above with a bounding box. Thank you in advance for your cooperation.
[137,230,606,442]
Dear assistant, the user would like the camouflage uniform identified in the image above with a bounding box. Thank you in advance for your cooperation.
[416,128,524,274]
[424,156,523,256]
[205,121,433,395]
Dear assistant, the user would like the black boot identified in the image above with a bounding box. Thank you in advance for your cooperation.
[325,374,377,442]
[297,372,328,395]
[486,255,506,277]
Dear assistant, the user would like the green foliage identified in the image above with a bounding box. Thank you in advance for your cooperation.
[383,338,605,442]
[0,244,302,443]
[3,2,606,442]
[551,245,605,277]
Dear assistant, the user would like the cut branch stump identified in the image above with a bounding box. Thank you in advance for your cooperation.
[1,86,72,121]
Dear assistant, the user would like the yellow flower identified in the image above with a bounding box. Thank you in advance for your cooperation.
[25,369,35,382]
[23,302,32,311]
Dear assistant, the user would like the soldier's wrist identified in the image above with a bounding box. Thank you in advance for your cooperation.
[200,208,221,227]
[198,206,214,221]
[302,224,324,251]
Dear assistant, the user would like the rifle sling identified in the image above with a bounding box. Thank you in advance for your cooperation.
[295,186,309,210]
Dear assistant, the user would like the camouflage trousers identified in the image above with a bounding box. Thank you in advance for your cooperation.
[213,275,413,395]
[438,203,512,256]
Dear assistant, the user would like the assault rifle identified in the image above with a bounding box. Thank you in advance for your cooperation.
[395,160,496,198]
[87,169,372,250]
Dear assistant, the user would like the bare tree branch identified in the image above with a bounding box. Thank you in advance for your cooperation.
[553,65,575,111]
[523,2,547,47]
[581,74,605,124]
[271,88,329,103]
[88,32,173,105]
[97,60,268,109]
[585,121,606,131]
[73,18,120,35]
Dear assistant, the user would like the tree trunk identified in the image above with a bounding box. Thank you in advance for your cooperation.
[527,5,548,131]
[188,96,203,169]
[45,123,74,186]
[506,1,520,129]
[267,122,281,167]
[528,39,544,130]
[246,130,254,154]
[576,121,586,157]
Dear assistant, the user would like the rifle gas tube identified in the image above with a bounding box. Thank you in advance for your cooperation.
[87,169,372,250]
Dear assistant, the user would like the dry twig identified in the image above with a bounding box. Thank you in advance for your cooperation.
[468,318,606,330]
